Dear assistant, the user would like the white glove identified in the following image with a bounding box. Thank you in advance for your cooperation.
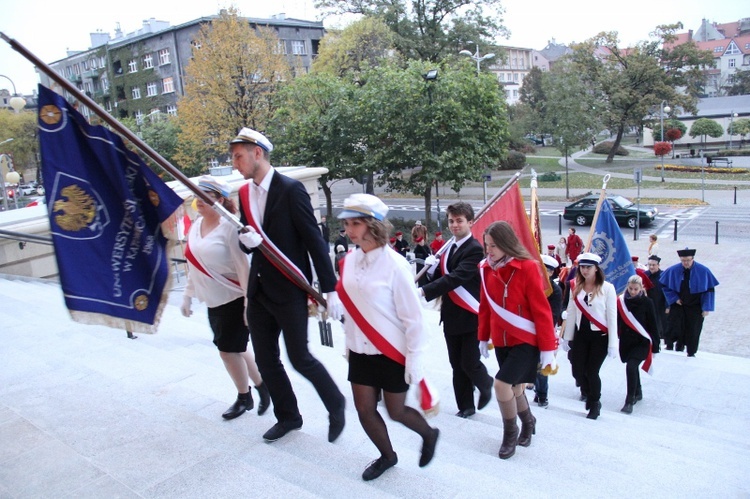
[238,226,262,249]
[324,291,344,321]
[608,347,618,359]
[404,356,423,384]
[561,310,568,321]
[560,339,571,352]
[479,340,490,359]
[540,350,557,372]
[180,295,192,317]
[424,254,439,275]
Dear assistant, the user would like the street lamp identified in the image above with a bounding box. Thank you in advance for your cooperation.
[459,41,495,76]
[0,75,27,112]
[422,69,441,230]
[729,110,738,150]
[659,100,671,182]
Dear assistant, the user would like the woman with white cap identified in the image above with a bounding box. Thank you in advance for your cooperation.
[562,252,618,420]
[335,193,440,481]
[180,175,270,420]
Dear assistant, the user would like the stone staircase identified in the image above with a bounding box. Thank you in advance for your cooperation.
[0,276,748,497]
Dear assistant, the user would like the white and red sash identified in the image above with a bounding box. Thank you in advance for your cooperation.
[479,265,537,344]
[617,295,654,375]
[336,253,439,415]
[239,183,312,297]
[574,290,608,332]
[184,240,242,293]
[440,245,479,314]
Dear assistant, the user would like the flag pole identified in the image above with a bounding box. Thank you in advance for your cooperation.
[414,171,523,282]
[584,174,611,252]
[1,32,326,307]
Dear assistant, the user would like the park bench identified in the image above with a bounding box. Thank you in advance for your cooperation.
[707,156,733,167]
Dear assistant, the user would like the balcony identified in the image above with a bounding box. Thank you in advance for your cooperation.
[68,74,82,83]
[82,69,100,79]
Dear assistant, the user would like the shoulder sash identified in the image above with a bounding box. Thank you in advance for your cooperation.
[617,295,654,375]
[574,290,608,332]
[440,245,479,314]
[479,264,537,343]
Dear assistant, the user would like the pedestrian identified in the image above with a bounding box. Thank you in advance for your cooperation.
[660,248,719,357]
[334,244,347,277]
[534,255,563,408]
[430,231,445,254]
[420,202,493,419]
[411,220,428,245]
[412,236,432,287]
[336,193,440,481]
[319,215,330,245]
[232,127,346,443]
[647,234,659,257]
[562,252,618,420]
[556,237,568,267]
[631,256,653,291]
[617,275,659,415]
[181,175,270,420]
[394,231,409,258]
[566,228,583,265]
[335,228,349,252]
[546,244,562,278]
[645,255,668,345]
[478,221,557,459]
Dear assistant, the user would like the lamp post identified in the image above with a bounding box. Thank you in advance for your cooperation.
[0,147,14,212]
[729,111,738,150]
[459,41,495,76]
[659,101,670,182]
[0,75,27,112]
[423,69,441,230]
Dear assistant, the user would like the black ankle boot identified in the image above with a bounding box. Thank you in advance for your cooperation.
[255,382,271,416]
[586,401,601,420]
[517,409,536,447]
[498,417,519,459]
[223,392,251,420]
[620,399,634,414]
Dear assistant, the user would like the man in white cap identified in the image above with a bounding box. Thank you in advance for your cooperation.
[411,220,427,245]
[231,127,346,443]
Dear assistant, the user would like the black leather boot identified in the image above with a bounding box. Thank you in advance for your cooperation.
[498,418,519,459]
[517,408,536,447]
[620,398,634,414]
[255,382,271,416]
[223,392,251,420]
[586,400,601,420]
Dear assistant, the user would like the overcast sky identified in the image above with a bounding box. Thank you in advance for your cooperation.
[0,0,747,96]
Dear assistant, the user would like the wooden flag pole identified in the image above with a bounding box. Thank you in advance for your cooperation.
[584,174,611,252]
[1,32,326,307]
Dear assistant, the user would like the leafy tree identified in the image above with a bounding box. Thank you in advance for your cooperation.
[518,66,546,133]
[654,142,672,156]
[728,117,750,140]
[689,118,723,147]
[121,115,181,179]
[651,118,687,142]
[314,0,508,63]
[175,7,294,175]
[0,109,39,182]
[727,69,750,96]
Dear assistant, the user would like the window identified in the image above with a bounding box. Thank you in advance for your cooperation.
[90,58,97,69]
[512,89,518,98]
[99,56,107,68]
[167,104,177,116]
[105,100,112,112]
[276,40,287,55]
[82,60,89,70]
[65,66,73,78]
[714,46,724,53]
[135,110,143,124]
[142,53,153,69]
[101,77,109,92]
[84,82,93,94]
[498,73,505,81]
[132,87,141,99]
[291,40,306,55]
[726,41,740,55]
[146,82,157,96]
[158,48,170,65]
[729,59,736,68]
[513,73,519,82]
[128,59,138,73]
[162,77,174,93]
[73,63,80,75]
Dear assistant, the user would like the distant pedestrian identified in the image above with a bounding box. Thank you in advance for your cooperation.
[535,255,563,408]
[335,228,349,252]
[411,220,428,246]
[566,228,583,264]
[319,215,330,244]
[648,234,659,257]
[430,231,446,254]
[556,237,568,266]
[645,255,668,343]
[546,244,561,278]
[413,236,431,287]
[334,244,347,277]
[394,231,409,258]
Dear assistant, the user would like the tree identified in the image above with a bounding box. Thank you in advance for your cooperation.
[728,118,750,142]
[314,0,508,63]
[517,66,546,135]
[654,142,672,156]
[727,69,750,96]
[0,109,39,182]
[121,115,181,179]
[175,8,294,175]
[651,118,687,142]
[689,118,723,147]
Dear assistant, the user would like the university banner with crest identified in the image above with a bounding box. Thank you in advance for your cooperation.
[589,198,635,294]
[37,85,183,333]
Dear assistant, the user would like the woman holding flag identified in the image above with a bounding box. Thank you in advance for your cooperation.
[562,252,618,420]
[478,221,557,460]
[617,275,659,414]
[335,193,440,481]
[180,176,270,420]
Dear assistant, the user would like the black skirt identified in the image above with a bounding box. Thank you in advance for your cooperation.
[494,343,539,385]
[207,297,250,353]
[348,351,409,393]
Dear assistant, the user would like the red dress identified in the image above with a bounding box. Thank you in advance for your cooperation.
[567,234,583,262]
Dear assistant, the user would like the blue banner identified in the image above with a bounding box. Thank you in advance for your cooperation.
[590,198,635,294]
[38,85,183,332]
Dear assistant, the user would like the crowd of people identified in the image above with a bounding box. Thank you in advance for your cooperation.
[180,127,719,482]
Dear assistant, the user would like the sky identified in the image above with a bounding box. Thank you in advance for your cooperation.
[0,0,747,96]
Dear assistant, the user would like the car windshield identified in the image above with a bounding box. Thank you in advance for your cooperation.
[610,195,633,209]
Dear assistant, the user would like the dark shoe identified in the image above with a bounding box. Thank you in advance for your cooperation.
[579,392,588,403]
[419,428,440,467]
[665,344,674,351]
[537,397,549,408]
[620,401,634,414]
[687,353,696,358]
[478,383,493,410]
[362,454,398,481]
[634,386,643,404]
[328,404,346,443]
[255,383,271,416]
[517,409,536,447]
[222,394,251,420]
[455,408,476,418]
[263,420,303,442]
[498,418,519,459]
[586,401,601,420]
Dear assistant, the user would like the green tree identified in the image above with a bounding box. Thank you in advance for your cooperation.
[728,117,750,141]
[518,66,546,134]
[121,115,181,179]
[727,69,750,96]
[175,7,294,175]
[689,118,723,147]
[651,118,687,142]
[0,109,39,182]
[314,0,507,63]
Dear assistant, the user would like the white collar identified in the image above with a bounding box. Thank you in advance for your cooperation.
[255,167,274,192]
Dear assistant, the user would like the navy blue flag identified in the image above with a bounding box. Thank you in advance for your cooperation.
[589,197,635,294]
[37,85,183,333]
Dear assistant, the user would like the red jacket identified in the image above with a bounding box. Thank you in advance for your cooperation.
[478,258,557,351]
[567,234,583,262]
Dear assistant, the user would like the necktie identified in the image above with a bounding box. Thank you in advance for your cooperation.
[447,243,458,269]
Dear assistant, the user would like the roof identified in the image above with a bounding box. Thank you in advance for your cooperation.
[673,95,750,119]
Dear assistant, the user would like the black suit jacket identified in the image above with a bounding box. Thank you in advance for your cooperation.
[421,237,483,335]
[239,171,336,303]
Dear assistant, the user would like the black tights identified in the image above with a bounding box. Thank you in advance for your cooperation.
[625,358,642,401]
[351,383,433,459]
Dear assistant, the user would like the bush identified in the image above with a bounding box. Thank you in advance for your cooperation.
[592,141,629,156]
[499,150,526,170]
[539,172,561,182]
[508,136,536,154]
[717,148,750,157]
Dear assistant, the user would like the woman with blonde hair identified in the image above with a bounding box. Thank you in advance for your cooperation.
[478,221,557,459]
[562,252,618,420]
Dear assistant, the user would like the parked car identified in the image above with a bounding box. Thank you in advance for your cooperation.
[19,182,45,196]
[524,134,544,145]
[563,194,658,228]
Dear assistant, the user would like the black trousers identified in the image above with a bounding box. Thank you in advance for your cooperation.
[247,289,344,424]
[569,329,608,403]
[444,332,492,411]
[667,303,705,355]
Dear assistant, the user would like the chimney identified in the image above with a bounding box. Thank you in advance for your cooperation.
[688,29,693,41]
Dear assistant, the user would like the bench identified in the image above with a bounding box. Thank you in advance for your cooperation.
[707,156,733,167]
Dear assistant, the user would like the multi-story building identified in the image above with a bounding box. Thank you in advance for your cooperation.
[490,46,534,104]
[38,13,325,122]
